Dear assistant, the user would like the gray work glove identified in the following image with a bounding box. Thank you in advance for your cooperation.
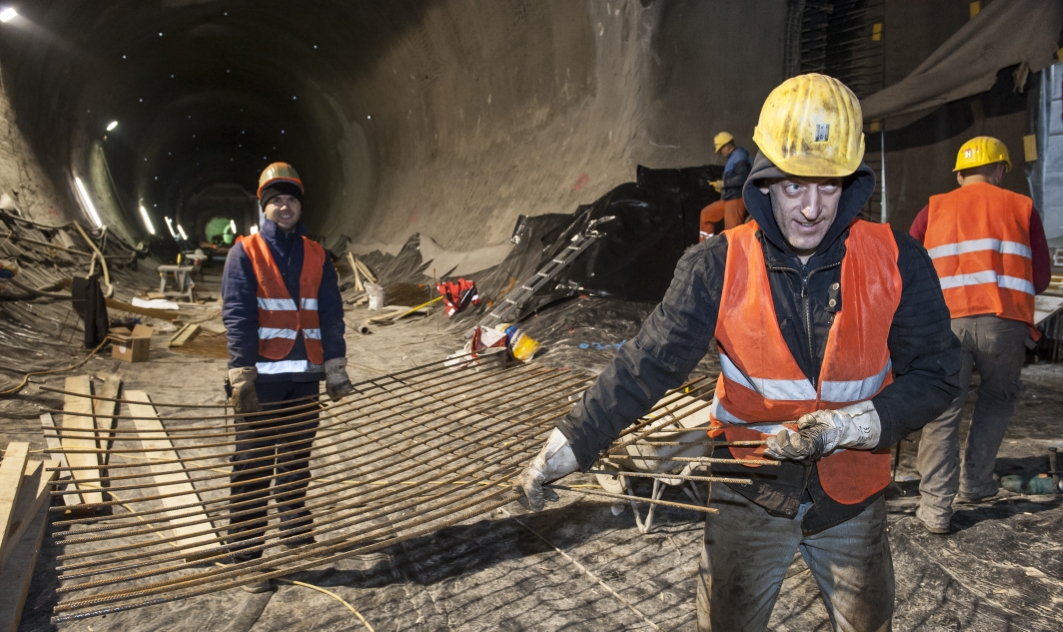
[324,357,354,400]
[518,428,579,512]
[228,367,262,414]
[764,400,882,462]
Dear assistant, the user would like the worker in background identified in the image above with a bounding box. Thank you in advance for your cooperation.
[221,162,353,592]
[520,74,960,631]
[910,137,1051,534]
[699,131,751,241]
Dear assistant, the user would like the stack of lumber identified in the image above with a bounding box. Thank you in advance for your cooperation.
[0,442,58,631]
[346,253,376,293]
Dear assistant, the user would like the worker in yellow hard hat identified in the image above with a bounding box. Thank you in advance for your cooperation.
[699,131,751,241]
[221,162,353,592]
[910,137,1050,535]
[518,74,961,630]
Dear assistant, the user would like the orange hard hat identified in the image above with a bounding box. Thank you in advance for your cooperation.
[257,162,303,199]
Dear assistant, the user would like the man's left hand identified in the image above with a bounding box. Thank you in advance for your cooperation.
[324,357,354,400]
[764,401,881,461]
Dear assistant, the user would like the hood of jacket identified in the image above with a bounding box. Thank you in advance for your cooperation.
[741,151,877,262]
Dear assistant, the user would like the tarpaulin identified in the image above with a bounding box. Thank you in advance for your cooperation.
[861,0,1063,120]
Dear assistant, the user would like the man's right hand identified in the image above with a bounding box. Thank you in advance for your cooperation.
[228,366,262,414]
[518,428,579,512]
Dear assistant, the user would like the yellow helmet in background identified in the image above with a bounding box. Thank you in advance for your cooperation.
[714,131,735,153]
[752,73,865,177]
[257,162,304,199]
[953,136,1012,172]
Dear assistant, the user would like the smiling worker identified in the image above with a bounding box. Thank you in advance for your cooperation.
[519,74,961,631]
[221,162,353,592]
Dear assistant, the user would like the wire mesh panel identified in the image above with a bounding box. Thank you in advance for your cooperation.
[42,354,758,622]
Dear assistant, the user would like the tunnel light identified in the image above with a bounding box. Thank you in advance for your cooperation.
[164,216,177,239]
[0,8,17,23]
[138,205,156,235]
[249,225,259,235]
[73,177,103,229]
[176,224,188,241]
[106,121,118,131]
[228,219,237,233]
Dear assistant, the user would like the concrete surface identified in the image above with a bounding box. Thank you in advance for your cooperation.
[1,272,1059,631]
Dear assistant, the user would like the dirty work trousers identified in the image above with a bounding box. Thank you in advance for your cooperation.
[699,198,748,241]
[916,315,1027,526]
[227,380,320,562]
[696,483,893,631]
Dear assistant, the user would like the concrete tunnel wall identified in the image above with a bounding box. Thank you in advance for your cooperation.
[0,0,788,259]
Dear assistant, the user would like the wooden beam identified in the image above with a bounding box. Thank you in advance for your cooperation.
[0,494,49,632]
[347,252,364,292]
[104,296,180,321]
[125,390,219,560]
[167,323,201,347]
[61,376,102,505]
[0,443,28,556]
[0,460,57,571]
[93,373,121,465]
[39,413,83,506]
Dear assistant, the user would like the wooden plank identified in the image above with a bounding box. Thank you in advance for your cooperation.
[93,374,122,461]
[347,252,364,292]
[0,495,49,632]
[0,460,57,571]
[125,390,219,559]
[104,296,180,321]
[354,256,377,282]
[39,413,83,506]
[167,323,201,347]
[0,443,28,555]
[61,376,102,505]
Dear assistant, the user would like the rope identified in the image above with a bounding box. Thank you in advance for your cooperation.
[0,337,108,396]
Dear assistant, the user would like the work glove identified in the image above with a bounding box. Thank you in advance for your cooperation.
[517,428,580,512]
[324,357,354,400]
[710,180,724,193]
[764,400,882,462]
[228,367,262,414]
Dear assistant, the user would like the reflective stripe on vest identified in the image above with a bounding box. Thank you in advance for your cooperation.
[241,232,327,367]
[708,220,901,505]
[256,359,323,375]
[924,183,1036,328]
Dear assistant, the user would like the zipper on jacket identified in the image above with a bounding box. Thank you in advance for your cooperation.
[801,262,841,387]
[770,260,841,388]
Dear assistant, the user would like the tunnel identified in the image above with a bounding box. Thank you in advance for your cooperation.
[1,2,1062,630]
[0,0,797,260]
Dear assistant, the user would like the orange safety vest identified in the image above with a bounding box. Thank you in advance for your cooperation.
[924,183,1036,330]
[708,221,900,505]
[240,232,326,372]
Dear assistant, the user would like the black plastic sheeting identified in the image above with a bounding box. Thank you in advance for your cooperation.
[349,164,723,350]
[530,164,722,305]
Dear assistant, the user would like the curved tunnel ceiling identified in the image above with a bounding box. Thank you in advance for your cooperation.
[0,1,788,253]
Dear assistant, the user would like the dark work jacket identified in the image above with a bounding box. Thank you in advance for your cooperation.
[721,146,751,201]
[557,153,962,533]
[222,219,346,382]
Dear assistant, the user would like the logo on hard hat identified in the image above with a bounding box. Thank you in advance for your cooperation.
[964,148,975,158]
[815,124,830,142]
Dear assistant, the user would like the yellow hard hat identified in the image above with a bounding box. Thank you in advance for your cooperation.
[714,132,735,153]
[953,136,1011,172]
[752,73,865,177]
[257,162,304,199]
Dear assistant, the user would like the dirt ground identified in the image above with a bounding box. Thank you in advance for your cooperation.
[4,273,1062,632]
